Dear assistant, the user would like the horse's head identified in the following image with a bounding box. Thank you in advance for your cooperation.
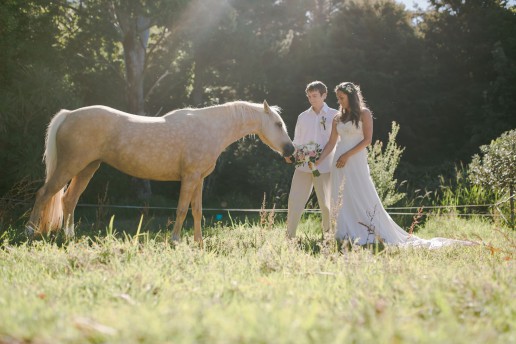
[258,101,295,157]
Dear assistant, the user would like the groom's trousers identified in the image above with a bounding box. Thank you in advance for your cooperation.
[286,169,331,238]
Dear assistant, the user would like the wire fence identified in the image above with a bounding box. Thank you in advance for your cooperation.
[1,194,513,220]
[68,203,494,217]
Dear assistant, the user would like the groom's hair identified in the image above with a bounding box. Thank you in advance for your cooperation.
[305,81,327,96]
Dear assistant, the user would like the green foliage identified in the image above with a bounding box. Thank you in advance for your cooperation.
[0,217,514,343]
[2,0,516,212]
[432,166,499,212]
[418,0,516,162]
[469,129,516,226]
[0,1,81,195]
[368,121,406,207]
[205,138,293,208]
[469,129,516,194]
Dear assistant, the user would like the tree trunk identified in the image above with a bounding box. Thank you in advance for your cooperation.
[119,12,152,200]
[510,184,514,230]
[122,17,148,116]
[191,44,205,107]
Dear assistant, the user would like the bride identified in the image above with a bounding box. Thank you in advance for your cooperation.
[316,82,473,248]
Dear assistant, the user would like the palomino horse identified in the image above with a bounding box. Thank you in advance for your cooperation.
[26,101,294,245]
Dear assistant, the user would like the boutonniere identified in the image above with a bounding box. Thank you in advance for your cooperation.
[320,116,327,130]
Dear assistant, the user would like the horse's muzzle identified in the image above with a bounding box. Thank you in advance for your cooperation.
[282,143,295,157]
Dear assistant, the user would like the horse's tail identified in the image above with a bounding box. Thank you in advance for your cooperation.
[39,109,70,234]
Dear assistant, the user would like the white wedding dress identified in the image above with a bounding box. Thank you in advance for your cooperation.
[330,120,472,249]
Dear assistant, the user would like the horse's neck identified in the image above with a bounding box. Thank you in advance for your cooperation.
[219,104,261,146]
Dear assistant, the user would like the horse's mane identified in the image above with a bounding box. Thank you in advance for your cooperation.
[165,101,282,121]
[225,101,282,118]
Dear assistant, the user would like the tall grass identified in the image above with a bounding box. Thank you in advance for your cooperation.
[431,166,498,214]
[391,165,505,229]
[0,215,514,343]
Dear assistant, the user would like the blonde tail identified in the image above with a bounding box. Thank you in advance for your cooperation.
[39,110,69,234]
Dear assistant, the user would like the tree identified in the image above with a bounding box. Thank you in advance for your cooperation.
[57,0,188,199]
[3,0,515,216]
[419,0,516,162]
[0,0,81,195]
[324,1,424,163]
[469,129,516,228]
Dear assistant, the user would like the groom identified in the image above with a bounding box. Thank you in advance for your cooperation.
[285,81,338,238]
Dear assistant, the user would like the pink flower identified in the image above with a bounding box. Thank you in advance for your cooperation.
[293,141,322,177]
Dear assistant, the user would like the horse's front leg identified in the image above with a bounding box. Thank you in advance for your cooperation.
[171,173,201,243]
[190,179,204,247]
[26,185,52,239]
[26,164,72,240]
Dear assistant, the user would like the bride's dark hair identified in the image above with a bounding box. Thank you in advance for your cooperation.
[334,82,368,127]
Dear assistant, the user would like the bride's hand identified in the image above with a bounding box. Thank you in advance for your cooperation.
[335,154,349,168]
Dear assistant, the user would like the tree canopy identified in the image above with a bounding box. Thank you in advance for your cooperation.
[1,0,515,208]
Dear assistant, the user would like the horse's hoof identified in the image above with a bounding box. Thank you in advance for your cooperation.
[64,227,75,241]
[25,225,35,243]
[194,236,203,248]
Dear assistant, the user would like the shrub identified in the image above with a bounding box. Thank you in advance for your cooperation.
[368,121,406,207]
[469,129,516,227]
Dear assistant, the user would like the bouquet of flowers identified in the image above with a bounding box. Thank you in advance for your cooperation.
[293,141,322,177]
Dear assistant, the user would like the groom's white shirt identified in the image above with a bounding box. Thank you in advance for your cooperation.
[293,102,338,174]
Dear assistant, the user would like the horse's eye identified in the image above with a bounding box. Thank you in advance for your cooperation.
[276,122,282,128]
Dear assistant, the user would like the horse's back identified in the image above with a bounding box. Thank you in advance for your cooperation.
[65,105,139,122]
[54,105,191,180]
[50,104,238,181]
[58,105,168,135]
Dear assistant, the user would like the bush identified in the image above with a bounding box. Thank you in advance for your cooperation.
[469,129,516,227]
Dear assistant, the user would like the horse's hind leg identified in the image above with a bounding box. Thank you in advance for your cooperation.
[62,161,101,239]
[171,173,201,243]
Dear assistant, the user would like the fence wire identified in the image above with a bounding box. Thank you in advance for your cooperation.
[1,194,513,219]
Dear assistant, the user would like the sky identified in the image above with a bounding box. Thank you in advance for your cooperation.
[396,0,430,10]
[396,0,516,10]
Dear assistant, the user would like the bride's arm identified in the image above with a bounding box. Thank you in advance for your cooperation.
[335,109,373,168]
[315,116,340,166]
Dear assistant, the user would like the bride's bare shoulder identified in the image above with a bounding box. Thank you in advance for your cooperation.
[360,108,373,120]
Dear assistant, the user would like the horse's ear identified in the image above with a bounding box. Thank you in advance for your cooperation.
[263,100,271,114]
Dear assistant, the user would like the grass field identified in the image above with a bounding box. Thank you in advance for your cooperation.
[0,215,514,343]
